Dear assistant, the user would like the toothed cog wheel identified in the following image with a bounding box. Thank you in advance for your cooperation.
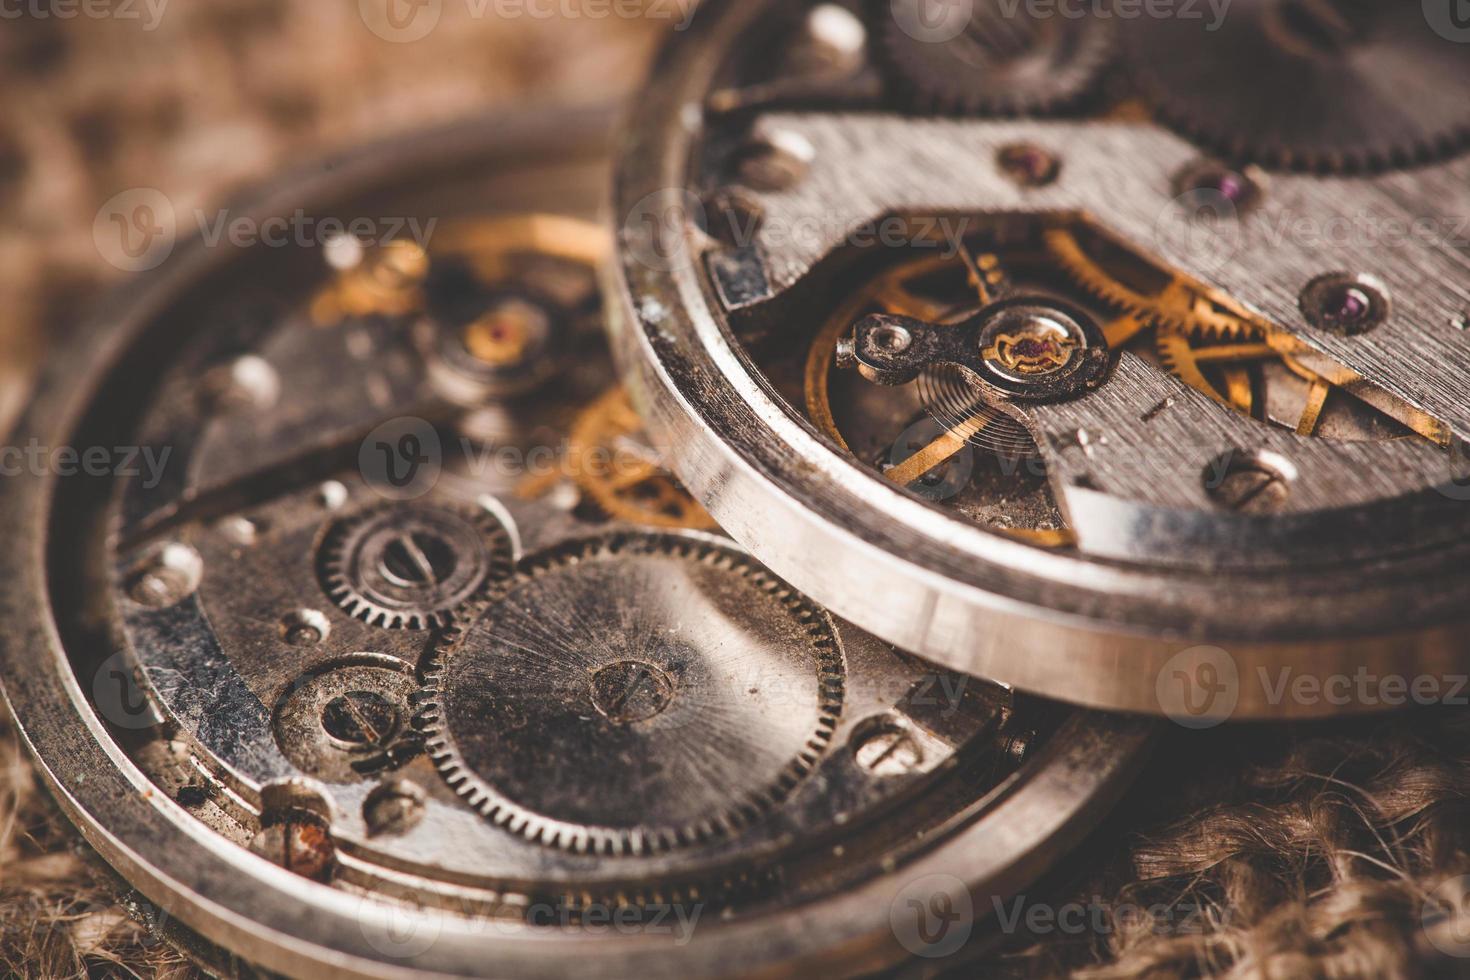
[874,0,1114,115]
[318,503,513,630]
[420,533,846,856]
[1044,226,1261,339]
[1124,0,1470,171]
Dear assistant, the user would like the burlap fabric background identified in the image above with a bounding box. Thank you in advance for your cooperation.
[3,4,1468,977]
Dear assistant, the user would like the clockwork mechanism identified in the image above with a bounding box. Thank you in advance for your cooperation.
[0,112,1148,977]
[609,0,1470,719]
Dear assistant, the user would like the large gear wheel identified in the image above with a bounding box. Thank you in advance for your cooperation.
[419,532,845,856]
[1124,0,1470,172]
[317,502,513,630]
[873,0,1114,115]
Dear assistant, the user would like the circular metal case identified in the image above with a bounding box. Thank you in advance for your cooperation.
[606,0,1470,720]
[0,111,1148,977]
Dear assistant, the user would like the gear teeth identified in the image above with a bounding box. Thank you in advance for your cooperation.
[315,503,513,631]
[1123,7,1470,175]
[1044,227,1262,341]
[418,532,846,859]
[871,0,1116,117]
[1154,330,1224,408]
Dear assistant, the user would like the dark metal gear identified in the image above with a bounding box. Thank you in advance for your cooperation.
[419,532,845,857]
[317,503,513,630]
[872,0,1115,115]
[1124,0,1470,172]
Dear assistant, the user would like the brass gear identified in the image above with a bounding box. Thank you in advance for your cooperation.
[564,387,718,531]
[1044,226,1262,340]
[1157,327,1350,436]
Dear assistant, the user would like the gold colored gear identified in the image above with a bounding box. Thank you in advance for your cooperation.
[1158,328,1452,445]
[803,251,1074,549]
[310,214,608,327]
[551,387,718,532]
[311,240,430,325]
[1044,226,1262,341]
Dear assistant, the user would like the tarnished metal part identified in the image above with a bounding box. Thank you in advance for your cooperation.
[0,110,1149,978]
[606,0,1470,717]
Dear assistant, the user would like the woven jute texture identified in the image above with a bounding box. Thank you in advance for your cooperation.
[3,5,1468,979]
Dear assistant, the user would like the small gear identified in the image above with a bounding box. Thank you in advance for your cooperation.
[563,388,718,531]
[317,503,513,630]
[873,0,1114,115]
[419,532,845,857]
[1124,1,1470,172]
[1044,226,1261,339]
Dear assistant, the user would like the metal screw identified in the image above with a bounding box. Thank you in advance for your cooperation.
[806,4,866,64]
[732,132,814,192]
[1175,160,1260,210]
[318,480,349,510]
[997,143,1060,187]
[321,691,399,746]
[248,816,335,882]
[200,355,280,413]
[1300,272,1389,335]
[379,531,457,589]
[126,543,202,608]
[869,324,913,354]
[281,609,329,647]
[852,721,923,777]
[1205,453,1292,514]
[589,660,675,725]
[363,780,427,837]
[217,516,261,546]
[701,188,765,248]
